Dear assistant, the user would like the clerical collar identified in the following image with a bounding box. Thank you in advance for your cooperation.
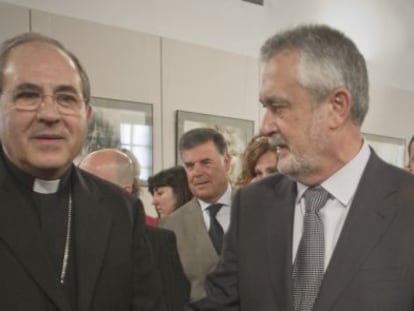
[33,178,60,194]
[0,147,72,194]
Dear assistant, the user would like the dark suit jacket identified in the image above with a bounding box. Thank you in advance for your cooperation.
[191,151,414,311]
[146,226,190,311]
[0,160,163,311]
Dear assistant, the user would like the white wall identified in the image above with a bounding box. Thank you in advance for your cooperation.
[3,0,414,142]
[161,38,260,167]
[0,1,29,41]
[0,2,261,215]
[1,1,414,214]
[3,0,414,93]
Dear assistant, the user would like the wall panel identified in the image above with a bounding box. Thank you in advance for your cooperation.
[161,38,260,167]
[0,2,29,43]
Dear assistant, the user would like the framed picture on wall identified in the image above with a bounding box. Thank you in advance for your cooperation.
[77,96,153,184]
[363,133,406,168]
[176,110,255,184]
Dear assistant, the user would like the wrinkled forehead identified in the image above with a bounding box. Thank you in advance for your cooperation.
[7,41,73,66]
[181,140,221,159]
[259,49,301,99]
[3,42,81,90]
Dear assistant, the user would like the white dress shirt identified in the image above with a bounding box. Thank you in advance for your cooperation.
[292,141,371,270]
[198,183,232,233]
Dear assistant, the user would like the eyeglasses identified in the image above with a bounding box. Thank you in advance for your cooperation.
[2,90,85,116]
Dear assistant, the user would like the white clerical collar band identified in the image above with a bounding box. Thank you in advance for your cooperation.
[33,178,60,194]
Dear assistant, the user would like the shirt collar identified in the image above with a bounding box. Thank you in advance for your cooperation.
[33,178,60,194]
[296,140,371,206]
[199,183,232,211]
[1,146,72,194]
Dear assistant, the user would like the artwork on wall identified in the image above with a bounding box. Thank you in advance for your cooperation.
[363,133,406,168]
[176,110,255,184]
[76,96,153,184]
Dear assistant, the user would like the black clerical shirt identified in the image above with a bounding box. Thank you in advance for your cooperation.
[1,150,77,310]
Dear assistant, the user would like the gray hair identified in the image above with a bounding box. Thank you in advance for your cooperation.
[0,32,91,104]
[261,24,369,125]
[179,127,228,156]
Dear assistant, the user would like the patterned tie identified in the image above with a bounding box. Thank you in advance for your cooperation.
[207,203,224,254]
[293,186,330,311]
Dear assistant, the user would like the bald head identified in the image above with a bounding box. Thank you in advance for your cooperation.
[79,148,135,193]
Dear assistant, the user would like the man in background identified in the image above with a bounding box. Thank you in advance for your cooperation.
[190,24,414,310]
[79,148,190,311]
[0,32,161,310]
[79,148,136,193]
[120,147,159,226]
[160,128,232,301]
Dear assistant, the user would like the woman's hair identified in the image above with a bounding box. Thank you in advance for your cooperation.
[148,166,193,210]
[235,135,278,187]
[408,136,414,158]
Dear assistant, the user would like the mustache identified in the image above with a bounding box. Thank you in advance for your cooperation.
[192,176,209,184]
[30,124,67,137]
[31,132,65,138]
[267,135,287,147]
[30,128,67,139]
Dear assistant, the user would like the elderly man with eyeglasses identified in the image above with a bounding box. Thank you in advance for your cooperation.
[0,32,164,311]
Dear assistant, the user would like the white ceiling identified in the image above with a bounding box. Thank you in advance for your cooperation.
[3,0,414,93]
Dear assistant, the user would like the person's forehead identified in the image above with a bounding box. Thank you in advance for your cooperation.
[8,41,72,64]
[183,141,220,157]
[155,185,173,192]
[259,50,300,98]
[262,49,300,74]
[4,42,80,84]
[258,150,277,161]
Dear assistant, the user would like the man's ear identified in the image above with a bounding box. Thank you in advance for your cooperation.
[86,105,93,122]
[328,88,352,129]
[223,153,232,172]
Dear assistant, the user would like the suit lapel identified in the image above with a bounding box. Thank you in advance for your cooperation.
[265,176,296,311]
[184,198,218,262]
[73,170,112,311]
[0,167,72,311]
[315,153,400,310]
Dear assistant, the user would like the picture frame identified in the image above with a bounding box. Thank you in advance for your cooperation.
[363,133,406,168]
[176,110,255,184]
[77,96,153,184]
